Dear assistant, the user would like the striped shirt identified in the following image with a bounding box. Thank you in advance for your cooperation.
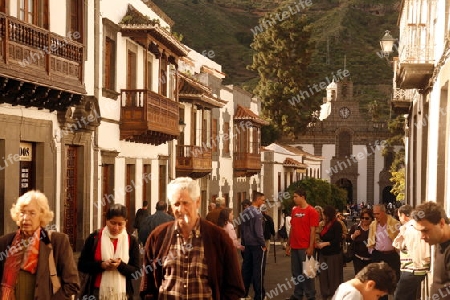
[159,219,212,299]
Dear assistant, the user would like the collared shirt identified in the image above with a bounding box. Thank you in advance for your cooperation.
[159,218,213,300]
[375,223,396,252]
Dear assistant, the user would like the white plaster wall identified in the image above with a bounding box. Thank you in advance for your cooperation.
[301,144,315,155]
[427,87,440,202]
[49,1,67,36]
[322,144,335,182]
[352,145,367,203]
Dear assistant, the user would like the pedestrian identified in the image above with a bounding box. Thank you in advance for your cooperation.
[133,200,149,238]
[206,196,226,225]
[208,202,217,212]
[348,208,373,275]
[316,205,344,300]
[262,207,275,255]
[392,204,430,300]
[218,208,244,250]
[285,189,319,300]
[0,190,80,299]
[139,177,245,299]
[138,200,174,245]
[412,201,450,299]
[77,203,140,299]
[241,192,267,300]
[367,204,401,300]
[332,262,397,300]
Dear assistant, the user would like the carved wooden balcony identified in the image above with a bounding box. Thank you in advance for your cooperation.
[234,152,262,177]
[0,13,85,110]
[391,88,414,114]
[176,145,212,179]
[120,89,179,145]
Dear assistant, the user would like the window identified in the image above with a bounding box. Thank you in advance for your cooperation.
[104,38,116,91]
[146,60,152,91]
[18,0,48,28]
[0,0,5,13]
[160,56,168,96]
[212,119,218,154]
[68,0,83,43]
[337,131,352,157]
[223,121,230,155]
[127,50,137,89]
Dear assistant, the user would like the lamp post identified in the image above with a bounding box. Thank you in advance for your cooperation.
[379,30,397,57]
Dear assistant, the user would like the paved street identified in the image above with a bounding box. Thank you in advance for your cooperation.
[127,243,355,300]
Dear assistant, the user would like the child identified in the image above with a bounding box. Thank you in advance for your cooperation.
[332,262,397,300]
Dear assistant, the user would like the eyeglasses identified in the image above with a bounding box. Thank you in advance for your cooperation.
[361,217,371,220]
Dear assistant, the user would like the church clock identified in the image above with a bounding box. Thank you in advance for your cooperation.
[339,107,351,119]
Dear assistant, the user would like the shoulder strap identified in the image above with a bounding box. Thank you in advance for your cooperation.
[47,230,61,294]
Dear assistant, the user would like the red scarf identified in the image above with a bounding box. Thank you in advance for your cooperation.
[1,229,40,299]
[320,219,336,237]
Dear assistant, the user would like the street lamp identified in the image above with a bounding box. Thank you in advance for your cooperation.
[379,30,396,57]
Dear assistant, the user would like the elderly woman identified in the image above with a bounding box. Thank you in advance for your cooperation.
[0,190,80,299]
[78,203,140,299]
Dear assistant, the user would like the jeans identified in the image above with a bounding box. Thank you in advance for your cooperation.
[394,271,425,300]
[291,249,316,300]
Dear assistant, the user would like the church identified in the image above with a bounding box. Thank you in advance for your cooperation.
[287,78,397,205]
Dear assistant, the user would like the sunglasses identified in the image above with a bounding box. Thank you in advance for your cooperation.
[361,217,371,220]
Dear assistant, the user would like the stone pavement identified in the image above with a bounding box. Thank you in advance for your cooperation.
[262,244,355,300]
[127,244,356,300]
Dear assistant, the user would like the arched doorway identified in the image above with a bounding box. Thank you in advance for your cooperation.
[382,186,396,205]
[335,178,353,204]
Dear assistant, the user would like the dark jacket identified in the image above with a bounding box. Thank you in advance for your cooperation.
[263,213,275,240]
[140,219,245,300]
[319,219,343,256]
[77,229,140,297]
[138,211,174,245]
[0,228,80,299]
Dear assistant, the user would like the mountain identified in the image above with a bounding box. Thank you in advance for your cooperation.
[153,0,401,118]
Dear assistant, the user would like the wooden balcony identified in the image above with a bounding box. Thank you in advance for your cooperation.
[175,145,212,179]
[391,88,414,114]
[120,89,179,145]
[234,152,262,177]
[0,14,85,110]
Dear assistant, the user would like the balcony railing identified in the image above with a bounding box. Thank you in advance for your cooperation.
[176,145,212,179]
[396,16,435,89]
[234,152,262,177]
[391,88,416,114]
[120,89,179,145]
[0,13,84,94]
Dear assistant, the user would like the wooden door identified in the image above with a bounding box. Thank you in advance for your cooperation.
[65,146,77,249]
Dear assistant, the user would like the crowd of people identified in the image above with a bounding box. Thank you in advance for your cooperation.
[1,181,450,300]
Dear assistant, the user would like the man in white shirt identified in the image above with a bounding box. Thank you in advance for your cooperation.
[392,205,430,300]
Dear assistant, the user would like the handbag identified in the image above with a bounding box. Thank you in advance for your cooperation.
[277,225,288,239]
[48,230,61,295]
[343,239,355,263]
[303,256,319,279]
[77,271,93,299]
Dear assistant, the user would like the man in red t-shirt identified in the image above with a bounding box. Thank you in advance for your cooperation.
[285,189,319,300]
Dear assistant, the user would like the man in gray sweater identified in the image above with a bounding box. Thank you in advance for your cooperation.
[240,191,267,300]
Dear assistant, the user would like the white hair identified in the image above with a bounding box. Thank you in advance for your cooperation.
[167,177,200,203]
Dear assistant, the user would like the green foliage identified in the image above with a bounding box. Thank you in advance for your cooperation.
[249,10,321,138]
[390,168,405,201]
[281,177,347,215]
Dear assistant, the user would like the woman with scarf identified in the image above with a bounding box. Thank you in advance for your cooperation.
[0,190,80,299]
[316,205,343,300]
[78,204,140,299]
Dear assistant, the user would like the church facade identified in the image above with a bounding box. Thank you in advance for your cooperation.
[288,79,397,205]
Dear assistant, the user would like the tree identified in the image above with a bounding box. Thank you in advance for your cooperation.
[281,177,347,215]
[384,115,406,201]
[249,9,322,139]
